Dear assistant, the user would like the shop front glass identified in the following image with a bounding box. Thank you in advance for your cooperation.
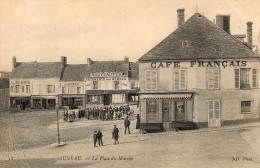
[146,101,158,122]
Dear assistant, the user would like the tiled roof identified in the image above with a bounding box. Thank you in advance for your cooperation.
[10,62,63,79]
[61,64,87,81]
[139,13,260,61]
[86,61,129,76]
[129,62,139,80]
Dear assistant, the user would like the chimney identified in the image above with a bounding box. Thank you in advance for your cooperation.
[61,56,67,67]
[87,58,92,66]
[177,9,185,27]
[124,56,129,63]
[12,57,17,70]
[216,15,230,34]
[246,21,253,49]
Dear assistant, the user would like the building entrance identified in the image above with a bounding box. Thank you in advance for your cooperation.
[175,101,185,121]
[104,94,110,105]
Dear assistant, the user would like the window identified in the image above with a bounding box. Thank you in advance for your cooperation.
[77,87,81,94]
[130,81,135,89]
[235,68,257,89]
[173,69,186,90]
[241,101,252,114]
[252,69,258,88]
[15,85,20,93]
[208,100,220,119]
[47,85,55,93]
[146,101,158,122]
[68,86,76,94]
[182,40,189,47]
[112,94,125,103]
[93,81,98,90]
[207,68,220,89]
[22,86,24,92]
[114,81,120,90]
[89,95,101,103]
[145,70,157,90]
[129,95,138,102]
[62,87,66,94]
[26,85,30,93]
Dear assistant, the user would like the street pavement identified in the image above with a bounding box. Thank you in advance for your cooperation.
[0,110,259,168]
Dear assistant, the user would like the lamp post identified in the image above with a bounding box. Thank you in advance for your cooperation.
[51,104,66,147]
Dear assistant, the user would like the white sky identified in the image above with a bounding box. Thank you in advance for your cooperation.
[0,0,259,71]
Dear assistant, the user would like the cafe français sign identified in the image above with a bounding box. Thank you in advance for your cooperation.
[150,60,247,68]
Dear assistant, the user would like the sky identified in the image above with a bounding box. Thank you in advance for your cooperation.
[0,0,259,71]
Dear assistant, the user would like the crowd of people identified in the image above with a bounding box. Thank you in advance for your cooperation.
[63,105,134,122]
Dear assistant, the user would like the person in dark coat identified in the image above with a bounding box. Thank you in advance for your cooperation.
[93,131,98,147]
[112,125,119,145]
[124,116,131,134]
[97,130,103,146]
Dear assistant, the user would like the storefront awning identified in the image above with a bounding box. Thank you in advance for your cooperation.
[31,96,57,99]
[141,93,193,100]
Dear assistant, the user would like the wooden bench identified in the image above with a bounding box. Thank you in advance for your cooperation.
[140,123,164,133]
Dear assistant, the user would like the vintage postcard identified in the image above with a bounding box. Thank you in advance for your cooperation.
[0,0,259,168]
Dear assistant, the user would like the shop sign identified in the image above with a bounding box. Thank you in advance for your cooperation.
[86,77,127,81]
[11,80,30,84]
[150,60,247,69]
[90,72,122,77]
[61,83,80,86]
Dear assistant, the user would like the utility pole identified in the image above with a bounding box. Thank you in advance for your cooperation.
[51,104,66,147]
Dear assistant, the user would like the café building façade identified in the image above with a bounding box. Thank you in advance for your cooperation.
[138,9,260,130]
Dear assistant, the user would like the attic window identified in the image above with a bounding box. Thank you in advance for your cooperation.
[182,40,189,47]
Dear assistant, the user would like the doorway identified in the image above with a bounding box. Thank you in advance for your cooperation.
[162,100,171,122]
[104,94,110,105]
[21,102,26,110]
[208,100,221,127]
[175,101,185,121]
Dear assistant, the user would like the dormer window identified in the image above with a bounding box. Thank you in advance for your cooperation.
[182,40,189,47]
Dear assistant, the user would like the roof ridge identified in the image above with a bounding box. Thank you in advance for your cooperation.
[138,12,259,61]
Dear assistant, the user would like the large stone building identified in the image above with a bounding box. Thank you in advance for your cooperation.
[85,57,139,107]
[9,56,139,109]
[9,57,65,110]
[59,61,87,109]
[138,9,260,129]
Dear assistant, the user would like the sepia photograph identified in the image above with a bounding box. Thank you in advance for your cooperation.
[0,0,259,167]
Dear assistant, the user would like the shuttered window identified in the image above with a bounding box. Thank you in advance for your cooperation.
[173,69,186,90]
[252,69,257,88]
[47,85,55,93]
[207,68,220,89]
[234,69,240,89]
[146,70,157,90]
[93,81,98,90]
[208,100,220,119]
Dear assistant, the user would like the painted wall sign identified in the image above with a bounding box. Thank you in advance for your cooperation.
[62,83,81,86]
[86,77,127,81]
[90,72,123,77]
[11,80,30,84]
[150,60,247,68]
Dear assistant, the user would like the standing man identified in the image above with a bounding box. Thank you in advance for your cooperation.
[124,116,131,134]
[97,130,103,146]
[112,125,119,145]
[93,131,97,147]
